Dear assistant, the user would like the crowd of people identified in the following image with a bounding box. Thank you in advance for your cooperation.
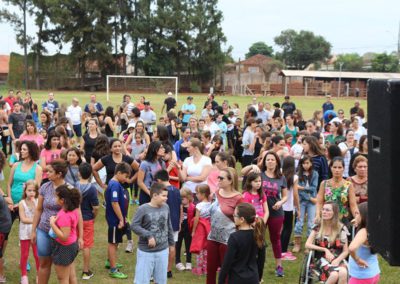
[0,89,380,284]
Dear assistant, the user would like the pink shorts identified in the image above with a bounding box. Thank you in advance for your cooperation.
[349,274,380,284]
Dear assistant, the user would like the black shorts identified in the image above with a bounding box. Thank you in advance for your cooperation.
[0,232,9,258]
[108,225,127,244]
[73,124,82,138]
[51,240,79,266]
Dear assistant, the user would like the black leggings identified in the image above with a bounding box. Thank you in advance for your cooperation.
[175,221,192,264]
[1,129,8,157]
[257,244,266,281]
[281,210,294,253]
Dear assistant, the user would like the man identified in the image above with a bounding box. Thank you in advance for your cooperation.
[264,102,274,120]
[251,96,258,109]
[123,94,135,116]
[84,94,104,114]
[322,95,334,113]
[140,101,156,138]
[203,93,218,110]
[42,92,59,115]
[350,101,360,118]
[161,92,177,114]
[181,96,196,126]
[67,98,83,143]
[281,95,296,117]
[8,101,27,141]
[256,102,269,124]
[3,89,16,113]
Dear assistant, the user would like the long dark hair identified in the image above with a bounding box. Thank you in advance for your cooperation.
[92,134,111,158]
[44,131,61,150]
[303,135,325,156]
[56,185,81,211]
[282,156,295,190]
[244,172,264,201]
[298,155,314,183]
[260,151,282,178]
[235,203,265,249]
[145,141,163,162]
[357,202,376,254]
[105,106,114,121]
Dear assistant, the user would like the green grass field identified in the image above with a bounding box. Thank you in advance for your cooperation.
[1,88,398,283]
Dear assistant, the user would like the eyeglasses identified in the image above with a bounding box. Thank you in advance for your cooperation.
[338,112,344,115]
[217,176,225,181]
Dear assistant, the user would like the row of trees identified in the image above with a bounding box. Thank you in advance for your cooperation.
[1,0,229,89]
[245,30,399,72]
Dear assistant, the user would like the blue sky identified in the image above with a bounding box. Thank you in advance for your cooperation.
[0,0,398,59]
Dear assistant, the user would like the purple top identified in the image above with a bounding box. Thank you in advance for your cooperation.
[38,181,62,233]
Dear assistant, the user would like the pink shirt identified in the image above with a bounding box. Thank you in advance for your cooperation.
[243,191,267,218]
[55,208,79,245]
[40,149,63,179]
[207,168,220,194]
[19,134,44,147]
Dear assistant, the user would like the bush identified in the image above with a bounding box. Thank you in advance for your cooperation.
[190,81,201,93]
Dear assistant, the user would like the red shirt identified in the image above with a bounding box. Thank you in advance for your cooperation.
[166,161,180,189]
[4,96,16,112]
[216,190,243,220]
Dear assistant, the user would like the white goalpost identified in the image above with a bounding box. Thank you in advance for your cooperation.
[106,75,178,102]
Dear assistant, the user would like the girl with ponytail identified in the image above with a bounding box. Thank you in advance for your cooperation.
[218,203,265,284]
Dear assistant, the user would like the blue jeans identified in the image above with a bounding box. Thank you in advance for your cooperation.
[36,228,52,257]
[294,201,316,237]
[134,248,169,284]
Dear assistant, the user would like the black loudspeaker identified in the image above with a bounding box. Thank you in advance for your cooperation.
[368,79,400,266]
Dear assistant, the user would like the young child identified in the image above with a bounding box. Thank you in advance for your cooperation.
[349,202,380,284]
[190,184,211,276]
[131,182,175,284]
[77,162,99,280]
[49,184,81,284]
[105,162,132,279]
[130,132,146,160]
[175,188,195,271]
[290,130,307,169]
[293,155,319,253]
[163,145,180,189]
[18,180,39,284]
[9,140,21,167]
[218,202,265,283]
[281,156,300,261]
[155,169,182,278]
[0,191,12,282]
[243,172,269,281]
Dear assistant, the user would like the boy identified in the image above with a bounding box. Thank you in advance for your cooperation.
[0,192,12,282]
[77,162,99,280]
[154,170,182,278]
[131,183,175,284]
[105,162,132,279]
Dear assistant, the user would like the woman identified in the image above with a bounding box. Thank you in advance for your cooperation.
[31,160,83,284]
[7,141,42,224]
[38,111,52,132]
[316,157,360,230]
[93,138,139,191]
[174,127,191,162]
[293,109,306,131]
[326,121,345,146]
[40,131,63,184]
[103,106,115,138]
[253,125,266,161]
[64,147,83,187]
[90,134,110,193]
[189,117,199,135]
[137,141,166,205]
[313,110,323,131]
[0,101,9,157]
[207,151,236,195]
[115,104,129,135]
[282,114,299,146]
[348,156,368,204]
[203,113,220,139]
[128,107,143,126]
[305,202,349,284]
[179,138,212,195]
[81,118,99,163]
[206,167,242,284]
[338,129,358,178]
[303,136,329,187]
[19,120,45,148]
[125,120,150,148]
[349,135,367,177]
[201,102,214,119]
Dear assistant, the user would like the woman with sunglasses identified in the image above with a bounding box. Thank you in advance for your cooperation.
[205,167,242,284]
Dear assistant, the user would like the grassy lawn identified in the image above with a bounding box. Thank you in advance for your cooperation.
[1,88,397,283]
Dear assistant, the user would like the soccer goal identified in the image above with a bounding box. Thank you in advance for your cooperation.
[106,75,178,102]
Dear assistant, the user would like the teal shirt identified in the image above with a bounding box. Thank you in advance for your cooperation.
[11,162,37,204]
[284,125,298,145]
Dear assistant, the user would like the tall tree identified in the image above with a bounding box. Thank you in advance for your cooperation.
[274,29,331,69]
[0,0,33,88]
[246,42,273,58]
[371,52,399,72]
[334,53,364,71]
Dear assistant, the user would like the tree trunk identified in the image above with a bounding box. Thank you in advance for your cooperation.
[23,0,29,89]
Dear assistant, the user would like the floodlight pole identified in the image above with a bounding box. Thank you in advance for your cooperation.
[337,62,343,97]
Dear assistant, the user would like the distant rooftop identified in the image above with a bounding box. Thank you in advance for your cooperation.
[280,70,400,80]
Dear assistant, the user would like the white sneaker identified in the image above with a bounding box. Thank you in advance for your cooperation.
[176,263,185,271]
[185,263,192,270]
[125,240,134,253]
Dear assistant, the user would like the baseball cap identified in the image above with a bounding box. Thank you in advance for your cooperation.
[187,96,193,100]
[144,101,150,105]
[284,95,290,99]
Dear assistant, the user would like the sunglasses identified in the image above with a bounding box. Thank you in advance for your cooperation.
[217,176,226,181]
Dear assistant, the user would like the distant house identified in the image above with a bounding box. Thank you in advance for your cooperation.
[221,54,281,95]
[0,55,10,85]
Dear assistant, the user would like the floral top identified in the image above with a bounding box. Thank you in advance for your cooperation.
[323,180,352,225]
[348,176,367,204]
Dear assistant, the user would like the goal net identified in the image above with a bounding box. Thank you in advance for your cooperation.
[106,75,178,102]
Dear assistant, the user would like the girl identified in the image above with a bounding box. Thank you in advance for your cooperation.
[164,145,180,189]
[103,106,115,138]
[218,203,265,284]
[242,172,268,281]
[40,131,62,184]
[349,202,380,284]
[293,156,319,253]
[49,184,81,284]
[130,132,146,160]
[338,129,358,178]
[18,180,40,284]
[305,202,349,284]
[65,147,83,187]
[191,185,212,276]
[175,188,195,271]
[281,156,300,261]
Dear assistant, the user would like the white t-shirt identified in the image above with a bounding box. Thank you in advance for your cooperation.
[338,142,359,177]
[196,201,212,218]
[291,143,303,168]
[282,175,298,212]
[354,126,367,143]
[203,122,220,139]
[66,105,82,125]
[182,155,212,193]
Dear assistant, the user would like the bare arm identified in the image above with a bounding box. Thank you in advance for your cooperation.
[31,195,44,243]
[137,169,150,196]
[35,165,43,187]
[92,159,105,189]
[349,228,369,267]
[348,183,360,218]
[19,201,33,224]
[191,208,200,237]
[186,165,212,183]
[315,181,325,221]
[7,163,17,201]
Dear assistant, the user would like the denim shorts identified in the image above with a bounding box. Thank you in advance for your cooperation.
[36,228,52,257]
[134,248,169,284]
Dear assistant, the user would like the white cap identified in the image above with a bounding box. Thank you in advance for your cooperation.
[127,123,135,129]
[167,92,173,96]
